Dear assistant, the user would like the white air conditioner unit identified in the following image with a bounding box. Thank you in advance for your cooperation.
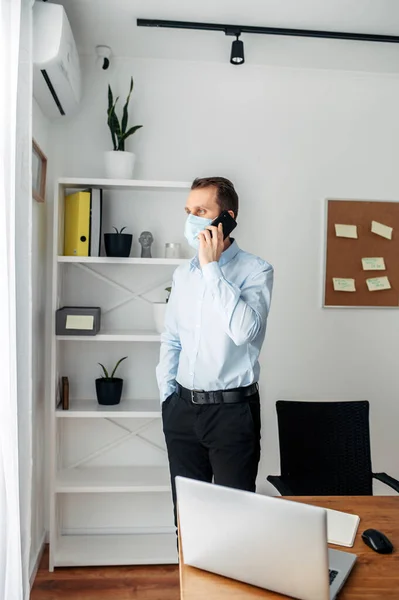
[33,2,81,119]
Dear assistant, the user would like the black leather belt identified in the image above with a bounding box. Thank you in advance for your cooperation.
[176,382,258,405]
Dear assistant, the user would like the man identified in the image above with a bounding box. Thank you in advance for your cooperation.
[156,177,274,526]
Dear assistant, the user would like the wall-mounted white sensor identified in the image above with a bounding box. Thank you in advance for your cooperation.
[95,45,112,70]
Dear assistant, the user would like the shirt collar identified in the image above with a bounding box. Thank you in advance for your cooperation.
[190,239,240,270]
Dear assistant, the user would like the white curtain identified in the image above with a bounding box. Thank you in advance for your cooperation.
[0,0,24,599]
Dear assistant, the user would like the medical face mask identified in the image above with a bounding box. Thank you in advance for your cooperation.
[184,214,213,250]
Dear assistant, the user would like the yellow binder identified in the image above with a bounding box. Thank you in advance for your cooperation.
[64,191,90,256]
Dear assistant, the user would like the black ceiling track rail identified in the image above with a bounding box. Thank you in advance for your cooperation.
[137,18,399,45]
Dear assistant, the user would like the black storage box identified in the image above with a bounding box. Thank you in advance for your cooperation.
[56,306,101,336]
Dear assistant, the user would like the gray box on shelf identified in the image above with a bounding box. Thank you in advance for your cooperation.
[56,306,101,336]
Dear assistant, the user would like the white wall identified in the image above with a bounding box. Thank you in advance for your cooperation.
[30,98,50,576]
[50,55,399,508]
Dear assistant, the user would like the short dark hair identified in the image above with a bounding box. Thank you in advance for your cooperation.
[191,177,239,218]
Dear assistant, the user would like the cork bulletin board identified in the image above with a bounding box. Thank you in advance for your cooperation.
[324,199,399,307]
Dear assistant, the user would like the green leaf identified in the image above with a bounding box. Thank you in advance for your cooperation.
[107,95,120,151]
[107,104,117,150]
[119,125,143,142]
[98,363,109,378]
[107,98,120,129]
[107,85,113,113]
[112,226,119,234]
[121,76,134,135]
[120,227,126,234]
[107,87,117,149]
[109,100,121,135]
[107,97,118,121]
[108,114,117,150]
[110,356,127,379]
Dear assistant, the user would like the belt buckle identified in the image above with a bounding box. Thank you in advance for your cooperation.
[191,390,203,404]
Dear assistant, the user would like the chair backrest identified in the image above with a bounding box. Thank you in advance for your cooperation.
[276,400,373,495]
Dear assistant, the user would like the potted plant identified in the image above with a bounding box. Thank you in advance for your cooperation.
[153,287,171,334]
[95,357,127,405]
[105,76,143,179]
[104,226,133,257]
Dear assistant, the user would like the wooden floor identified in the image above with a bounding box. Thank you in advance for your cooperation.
[31,547,180,600]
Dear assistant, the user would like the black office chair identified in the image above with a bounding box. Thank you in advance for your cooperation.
[267,400,399,496]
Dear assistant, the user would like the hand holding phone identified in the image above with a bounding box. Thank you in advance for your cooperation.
[209,211,237,240]
[198,210,236,267]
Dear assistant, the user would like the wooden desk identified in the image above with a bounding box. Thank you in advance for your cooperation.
[179,496,399,599]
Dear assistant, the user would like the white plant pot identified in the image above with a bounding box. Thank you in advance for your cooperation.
[104,151,136,179]
[153,303,167,334]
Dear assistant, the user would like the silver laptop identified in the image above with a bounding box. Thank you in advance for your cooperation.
[176,476,357,600]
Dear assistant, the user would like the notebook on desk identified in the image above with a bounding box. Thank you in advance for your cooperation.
[326,508,360,547]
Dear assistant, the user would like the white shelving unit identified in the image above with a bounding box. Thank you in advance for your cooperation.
[56,398,162,418]
[56,466,171,493]
[56,330,161,342]
[48,178,191,570]
[55,533,176,567]
[58,256,187,265]
[58,177,191,191]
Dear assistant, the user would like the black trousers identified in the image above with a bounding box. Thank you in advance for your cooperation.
[162,389,261,528]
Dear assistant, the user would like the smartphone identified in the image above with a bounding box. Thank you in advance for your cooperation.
[209,210,237,240]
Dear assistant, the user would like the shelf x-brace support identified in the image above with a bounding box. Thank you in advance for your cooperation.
[66,418,166,470]
[71,263,171,315]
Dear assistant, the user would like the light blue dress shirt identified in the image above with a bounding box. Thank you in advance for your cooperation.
[156,240,274,403]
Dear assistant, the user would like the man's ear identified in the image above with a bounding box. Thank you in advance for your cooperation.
[228,210,235,220]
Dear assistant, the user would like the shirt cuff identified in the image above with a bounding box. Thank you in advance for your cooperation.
[202,261,223,282]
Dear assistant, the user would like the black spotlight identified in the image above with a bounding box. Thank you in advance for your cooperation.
[230,34,244,65]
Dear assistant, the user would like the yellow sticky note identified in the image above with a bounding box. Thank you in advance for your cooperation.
[333,278,356,292]
[361,257,386,271]
[371,221,392,240]
[366,276,391,292]
[335,224,358,239]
